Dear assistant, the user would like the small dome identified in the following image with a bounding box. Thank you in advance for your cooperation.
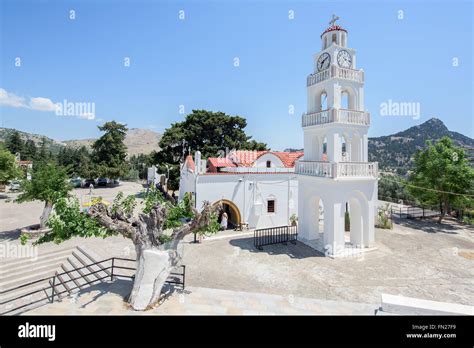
[321,25,347,38]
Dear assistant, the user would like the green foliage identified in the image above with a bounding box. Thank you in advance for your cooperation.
[195,211,220,236]
[92,121,129,179]
[0,147,22,184]
[16,162,71,205]
[142,186,165,214]
[290,213,298,225]
[162,192,194,229]
[376,203,393,229]
[463,216,474,225]
[111,191,137,217]
[154,110,268,188]
[38,197,112,245]
[20,234,29,245]
[5,130,24,156]
[23,139,38,161]
[408,137,474,221]
[129,154,154,179]
[378,174,415,203]
[57,146,94,178]
[122,168,139,181]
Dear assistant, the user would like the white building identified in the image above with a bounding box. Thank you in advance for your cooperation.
[296,16,378,256]
[178,16,378,256]
[179,150,303,230]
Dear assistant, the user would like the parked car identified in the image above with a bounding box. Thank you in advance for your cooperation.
[97,178,108,187]
[9,180,21,191]
[69,178,83,188]
[84,178,96,188]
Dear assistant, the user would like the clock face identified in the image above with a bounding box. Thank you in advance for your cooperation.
[337,50,352,68]
[317,52,331,72]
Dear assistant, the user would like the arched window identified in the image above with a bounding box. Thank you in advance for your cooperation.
[319,91,328,111]
[322,136,328,161]
[332,33,337,44]
[341,91,349,109]
[266,160,271,168]
[341,135,348,161]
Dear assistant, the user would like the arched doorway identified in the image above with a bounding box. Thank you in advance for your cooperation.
[213,199,241,230]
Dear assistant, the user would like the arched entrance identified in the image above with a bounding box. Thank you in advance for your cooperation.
[213,199,241,230]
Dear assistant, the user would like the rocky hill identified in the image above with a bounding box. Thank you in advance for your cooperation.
[0,127,161,156]
[63,128,162,156]
[369,118,474,174]
[0,128,63,154]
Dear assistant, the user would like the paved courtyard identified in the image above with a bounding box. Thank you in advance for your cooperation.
[1,182,473,314]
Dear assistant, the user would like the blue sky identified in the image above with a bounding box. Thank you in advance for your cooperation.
[0,0,472,150]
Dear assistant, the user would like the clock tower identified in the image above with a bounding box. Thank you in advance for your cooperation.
[296,15,378,256]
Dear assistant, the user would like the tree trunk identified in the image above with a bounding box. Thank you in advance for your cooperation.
[40,201,53,229]
[89,200,219,311]
[128,242,181,310]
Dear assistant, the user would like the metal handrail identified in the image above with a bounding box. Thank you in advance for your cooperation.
[0,256,185,315]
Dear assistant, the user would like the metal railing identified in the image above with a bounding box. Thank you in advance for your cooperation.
[0,257,185,315]
[254,225,298,250]
[296,161,378,179]
[307,65,364,87]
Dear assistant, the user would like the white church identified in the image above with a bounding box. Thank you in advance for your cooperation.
[178,16,378,256]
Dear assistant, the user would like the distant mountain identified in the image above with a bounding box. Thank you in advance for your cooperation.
[369,118,474,175]
[0,127,64,154]
[0,127,162,156]
[63,128,162,156]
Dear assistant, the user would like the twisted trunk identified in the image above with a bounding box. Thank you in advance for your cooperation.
[40,201,53,229]
[88,201,218,310]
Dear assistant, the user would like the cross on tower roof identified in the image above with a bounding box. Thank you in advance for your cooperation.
[329,14,340,26]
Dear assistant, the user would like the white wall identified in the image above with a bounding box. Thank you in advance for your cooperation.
[192,173,298,230]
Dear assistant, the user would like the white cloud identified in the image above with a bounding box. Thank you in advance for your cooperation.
[0,88,26,108]
[0,88,95,121]
[78,112,96,120]
[29,97,57,111]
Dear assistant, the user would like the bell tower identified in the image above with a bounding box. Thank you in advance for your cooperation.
[296,15,378,256]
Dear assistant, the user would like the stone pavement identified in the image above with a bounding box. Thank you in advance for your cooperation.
[25,279,377,315]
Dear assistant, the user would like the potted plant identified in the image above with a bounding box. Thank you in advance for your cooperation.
[290,213,298,226]
[16,162,71,240]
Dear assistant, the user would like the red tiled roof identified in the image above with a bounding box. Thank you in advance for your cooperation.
[18,160,33,165]
[258,152,304,168]
[183,155,195,172]
[206,150,304,172]
[321,25,347,38]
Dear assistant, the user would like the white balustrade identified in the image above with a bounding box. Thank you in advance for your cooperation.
[307,65,364,87]
[302,109,369,127]
[296,161,378,178]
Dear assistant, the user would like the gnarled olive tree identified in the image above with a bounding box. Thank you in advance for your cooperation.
[35,189,220,311]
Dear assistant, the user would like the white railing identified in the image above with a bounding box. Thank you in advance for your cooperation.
[335,162,378,178]
[302,109,333,127]
[296,161,378,178]
[295,161,333,178]
[220,167,295,173]
[302,109,370,127]
[307,65,364,87]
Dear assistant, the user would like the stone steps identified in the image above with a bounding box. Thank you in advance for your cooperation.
[0,246,106,315]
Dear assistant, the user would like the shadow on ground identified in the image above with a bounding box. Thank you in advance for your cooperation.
[0,229,21,242]
[394,217,474,235]
[229,237,324,259]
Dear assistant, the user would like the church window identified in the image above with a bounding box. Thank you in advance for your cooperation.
[267,199,275,213]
